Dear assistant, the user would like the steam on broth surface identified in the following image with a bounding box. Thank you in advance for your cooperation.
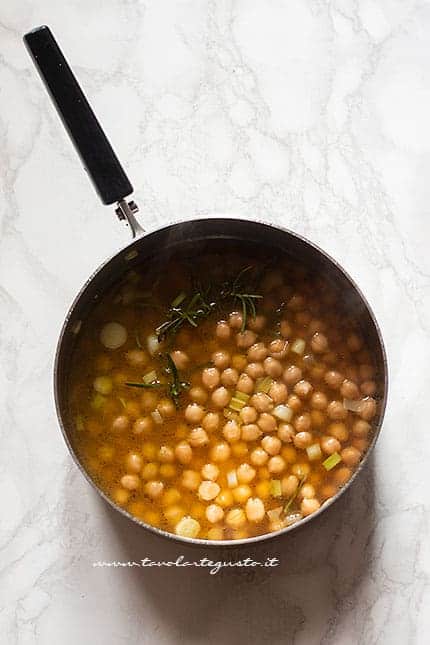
[69,245,381,541]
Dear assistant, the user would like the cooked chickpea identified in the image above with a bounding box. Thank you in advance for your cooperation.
[140,390,158,412]
[232,485,252,503]
[247,342,268,362]
[112,488,130,505]
[310,391,328,410]
[327,400,347,420]
[241,424,262,441]
[280,319,293,338]
[212,350,230,369]
[125,349,148,367]
[291,462,311,478]
[301,497,321,516]
[201,463,219,481]
[125,452,142,473]
[324,370,344,389]
[225,508,246,529]
[328,422,349,442]
[221,367,239,387]
[202,367,220,390]
[210,442,231,462]
[347,333,363,352]
[294,413,312,433]
[229,311,243,329]
[216,321,231,340]
[263,357,283,377]
[283,365,302,385]
[268,382,288,404]
[268,455,286,474]
[236,330,257,349]
[333,466,352,486]
[216,488,234,508]
[311,332,328,353]
[250,392,273,412]
[206,504,224,524]
[132,416,152,435]
[340,379,360,400]
[321,435,341,454]
[232,354,247,371]
[361,380,376,396]
[261,435,282,455]
[158,445,175,463]
[240,405,258,424]
[236,374,254,395]
[181,470,201,491]
[359,364,375,380]
[352,419,371,437]
[174,441,193,464]
[288,394,302,412]
[341,446,361,466]
[236,463,256,484]
[198,480,221,501]
[269,338,288,359]
[189,386,208,404]
[246,362,265,379]
[248,314,266,332]
[144,480,164,498]
[211,386,230,408]
[281,475,299,497]
[294,380,313,398]
[202,412,220,432]
[160,464,176,479]
[185,403,205,424]
[157,398,176,418]
[223,420,241,442]
[188,427,209,447]
[359,397,377,420]
[141,442,157,460]
[257,413,277,433]
[278,423,295,443]
[170,350,189,370]
[293,431,313,449]
[232,441,248,458]
[320,483,337,500]
[112,415,130,432]
[245,497,265,522]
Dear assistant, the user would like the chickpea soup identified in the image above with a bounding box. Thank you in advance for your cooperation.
[68,246,381,541]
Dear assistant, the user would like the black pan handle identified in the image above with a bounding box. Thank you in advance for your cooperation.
[24,25,133,205]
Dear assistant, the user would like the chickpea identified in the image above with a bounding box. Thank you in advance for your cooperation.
[237,330,257,349]
[112,488,130,505]
[157,398,176,418]
[255,479,271,499]
[352,437,368,452]
[232,485,252,503]
[210,442,231,462]
[341,446,361,466]
[211,387,231,408]
[225,508,246,529]
[353,419,371,437]
[327,401,348,420]
[261,435,282,455]
[240,405,258,424]
[310,392,328,410]
[232,442,248,458]
[328,422,349,442]
[229,311,243,329]
[241,424,262,441]
[237,373,254,395]
[320,483,337,500]
[181,470,201,491]
[263,357,283,378]
[245,497,265,522]
[162,488,181,506]
[140,390,158,412]
[361,380,376,396]
[293,431,313,449]
[281,475,299,497]
[236,463,256,484]
[324,370,344,389]
[321,435,341,454]
[202,412,220,432]
[247,342,268,362]
[278,423,295,443]
[112,415,130,432]
[269,338,288,359]
[333,466,352,486]
[144,480,164,498]
[160,464,176,479]
[198,480,221,501]
[232,354,248,371]
[185,403,205,424]
[291,462,311,478]
[308,319,325,335]
[280,319,293,338]
[142,442,157,460]
[268,455,286,474]
[257,413,277,433]
[268,382,288,404]
[340,379,360,400]
[188,427,209,447]
[294,380,313,398]
[282,445,297,463]
[311,332,328,354]
[216,488,234,508]
[158,445,175,463]
[189,386,208,404]
[359,397,377,420]
[250,447,269,467]
[283,365,302,385]
[170,350,189,370]
[248,314,267,332]
[221,367,239,387]
[216,321,231,340]
[212,350,230,370]
[301,498,321,516]
[125,349,148,367]
[246,362,265,379]
[202,367,220,390]
[206,504,224,524]
[299,483,316,499]
[174,441,193,464]
[201,463,219,481]
[125,453,143,473]
[250,392,273,413]
[347,333,363,352]
[296,310,312,326]
[288,394,302,412]
[359,364,375,380]
[223,420,241,442]
[294,413,312,433]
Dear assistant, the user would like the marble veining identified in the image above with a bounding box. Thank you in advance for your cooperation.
[1,1,429,643]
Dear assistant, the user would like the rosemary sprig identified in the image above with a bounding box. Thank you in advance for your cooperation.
[155,289,215,341]
[164,353,189,407]
[284,475,308,515]
[125,381,162,389]
[221,266,262,332]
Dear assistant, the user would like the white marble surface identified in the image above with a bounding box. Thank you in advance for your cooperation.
[1,1,429,643]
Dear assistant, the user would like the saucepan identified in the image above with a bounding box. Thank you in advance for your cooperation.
[24,25,388,546]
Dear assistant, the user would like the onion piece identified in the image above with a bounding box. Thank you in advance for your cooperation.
[273,404,293,422]
[270,479,282,497]
[227,470,238,488]
[306,443,322,461]
[147,334,160,356]
[343,398,362,412]
[267,507,283,522]
[100,322,127,349]
[151,410,163,425]
[143,370,157,385]
[291,338,306,355]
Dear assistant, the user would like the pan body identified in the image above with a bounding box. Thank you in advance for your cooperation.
[54,217,388,546]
